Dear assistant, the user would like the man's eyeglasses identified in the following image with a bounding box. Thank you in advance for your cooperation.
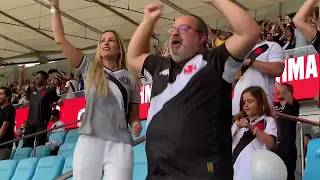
[167,25,200,35]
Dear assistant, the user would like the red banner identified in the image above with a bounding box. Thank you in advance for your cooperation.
[275,54,320,100]
[14,54,320,131]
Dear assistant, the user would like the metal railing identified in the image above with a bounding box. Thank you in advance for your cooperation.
[53,136,146,180]
[0,120,80,148]
[277,112,320,177]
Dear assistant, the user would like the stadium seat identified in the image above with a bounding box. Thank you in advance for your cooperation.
[0,160,18,180]
[303,138,320,180]
[58,143,76,158]
[10,149,16,159]
[49,131,67,144]
[13,147,32,161]
[31,156,65,180]
[34,145,51,158]
[17,140,23,148]
[11,158,39,180]
[62,156,73,180]
[64,129,79,144]
[133,142,147,180]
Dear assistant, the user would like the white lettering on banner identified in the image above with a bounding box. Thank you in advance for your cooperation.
[140,85,152,104]
[276,54,318,82]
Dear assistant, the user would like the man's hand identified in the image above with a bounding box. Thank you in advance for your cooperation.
[144,3,163,22]
[131,120,142,137]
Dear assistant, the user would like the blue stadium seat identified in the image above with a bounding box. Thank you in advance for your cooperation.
[62,156,73,180]
[133,142,147,180]
[64,129,79,144]
[34,145,51,158]
[31,156,65,180]
[0,160,18,180]
[11,158,39,180]
[13,147,32,161]
[49,131,67,145]
[17,140,23,149]
[10,149,16,159]
[58,143,76,158]
[303,138,320,180]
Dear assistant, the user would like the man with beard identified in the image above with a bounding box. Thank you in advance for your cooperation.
[275,82,300,180]
[127,0,260,179]
[22,71,61,148]
[0,87,15,160]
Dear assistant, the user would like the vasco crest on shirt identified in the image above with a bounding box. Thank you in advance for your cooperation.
[119,76,131,85]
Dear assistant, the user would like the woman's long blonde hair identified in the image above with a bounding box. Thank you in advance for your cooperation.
[85,30,139,96]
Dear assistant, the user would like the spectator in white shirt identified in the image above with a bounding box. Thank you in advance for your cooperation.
[50,109,65,133]
[65,73,78,99]
[233,39,285,116]
[47,109,65,150]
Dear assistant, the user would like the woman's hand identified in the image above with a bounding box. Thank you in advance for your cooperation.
[237,118,249,128]
[131,120,142,137]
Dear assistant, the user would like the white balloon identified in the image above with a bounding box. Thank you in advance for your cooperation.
[251,149,287,180]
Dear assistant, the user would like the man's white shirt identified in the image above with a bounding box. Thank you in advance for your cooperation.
[232,41,285,115]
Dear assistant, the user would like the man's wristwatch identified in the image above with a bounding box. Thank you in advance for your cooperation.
[249,59,255,67]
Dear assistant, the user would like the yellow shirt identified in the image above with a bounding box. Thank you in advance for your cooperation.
[215,38,225,47]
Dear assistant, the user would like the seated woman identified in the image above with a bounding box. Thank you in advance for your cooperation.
[232,86,277,180]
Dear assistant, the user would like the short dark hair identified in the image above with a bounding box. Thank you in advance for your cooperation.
[189,14,208,36]
[52,109,60,119]
[304,133,312,139]
[36,70,49,79]
[189,14,208,47]
[69,73,74,79]
[282,83,294,94]
[0,86,12,99]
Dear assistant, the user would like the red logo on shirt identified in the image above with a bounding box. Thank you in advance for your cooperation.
[41,91,46,97]
[255,121,265,130]
[184,65,197,74]
[254,48,263,54]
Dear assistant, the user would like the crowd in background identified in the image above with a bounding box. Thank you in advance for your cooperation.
[2,9,320,106]
[207,9,319,51]
[4,66,85,105]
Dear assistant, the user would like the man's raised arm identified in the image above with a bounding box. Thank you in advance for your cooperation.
[202,0,260,59]
[293,0,318,42]
[127,4,163,73]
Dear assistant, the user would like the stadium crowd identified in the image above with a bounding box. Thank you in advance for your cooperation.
[4,66,85,105]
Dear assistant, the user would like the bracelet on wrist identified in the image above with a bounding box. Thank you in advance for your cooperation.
[249,59,255,67]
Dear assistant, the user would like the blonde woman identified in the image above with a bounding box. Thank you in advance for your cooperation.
[232,86,277,180]
[50,0,142,179]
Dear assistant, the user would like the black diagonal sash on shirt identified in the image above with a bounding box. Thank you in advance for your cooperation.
[106,72,129,125]
[232,119,266,165]
[241,44,270,75]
